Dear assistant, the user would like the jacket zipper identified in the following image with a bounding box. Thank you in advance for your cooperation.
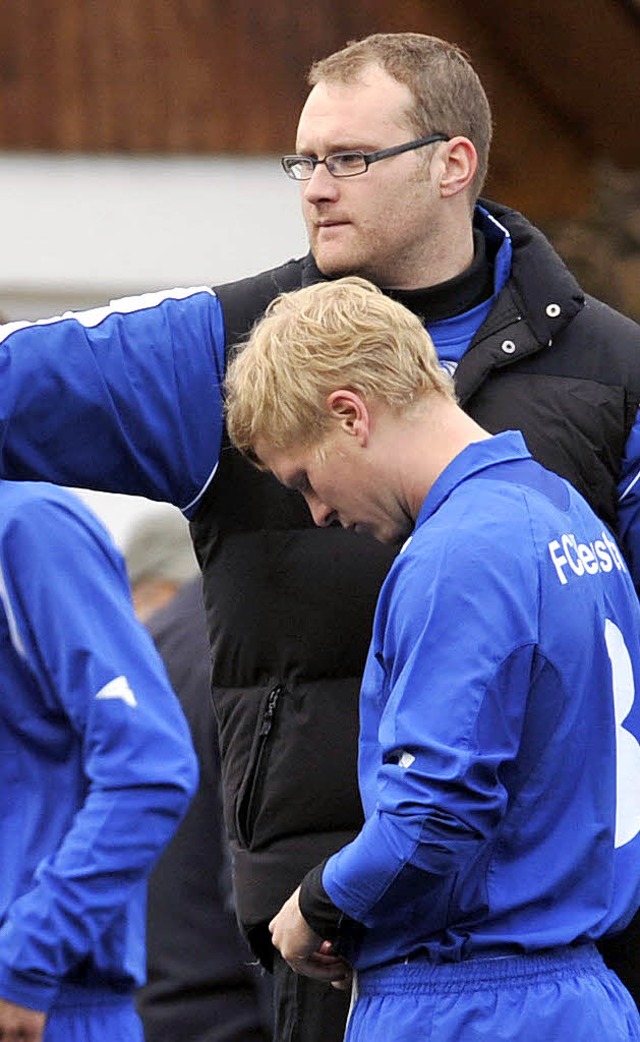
[260,684,281,737]
[238,684,283,847]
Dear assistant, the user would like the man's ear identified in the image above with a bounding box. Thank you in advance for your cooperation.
[437,136,477,199]
[325,389,370,442]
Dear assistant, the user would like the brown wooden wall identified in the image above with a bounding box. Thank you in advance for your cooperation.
[0,0,639,220]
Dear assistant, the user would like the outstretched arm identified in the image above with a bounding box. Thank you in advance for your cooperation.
[0,287,226,514]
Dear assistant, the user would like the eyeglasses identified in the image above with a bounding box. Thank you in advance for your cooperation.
[281,133,450,181]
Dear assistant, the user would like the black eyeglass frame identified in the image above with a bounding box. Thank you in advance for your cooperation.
[281,133,451,180]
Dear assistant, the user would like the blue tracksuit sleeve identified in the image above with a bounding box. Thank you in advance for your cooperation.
[0,287,226,516]
[618,407,640,593]
[322,528,537,931]
[0,487,198,1011]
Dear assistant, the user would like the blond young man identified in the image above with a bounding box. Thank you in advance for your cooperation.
[0,31,640,1040]
[225,277,640,1042]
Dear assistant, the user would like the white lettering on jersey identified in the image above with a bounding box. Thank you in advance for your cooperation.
[95,674,138,708]
[605,619,640,848]
[548,529,625,585]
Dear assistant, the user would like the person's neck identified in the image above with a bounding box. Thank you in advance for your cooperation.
[387,400,491,520]
[386,227,493,322]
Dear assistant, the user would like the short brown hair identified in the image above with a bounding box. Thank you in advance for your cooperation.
[309,33,492,198]
[225,277,455,463]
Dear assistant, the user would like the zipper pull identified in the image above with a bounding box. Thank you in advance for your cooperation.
[259,685,282,736]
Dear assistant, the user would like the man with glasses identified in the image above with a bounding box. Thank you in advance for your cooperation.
[0,31,639,1042]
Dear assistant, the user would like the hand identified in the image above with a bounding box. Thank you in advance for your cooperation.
[269,886,353,986]
[0,998,46,1041]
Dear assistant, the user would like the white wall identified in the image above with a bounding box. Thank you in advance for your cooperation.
[0,152,307,317]
[0,151,308,544]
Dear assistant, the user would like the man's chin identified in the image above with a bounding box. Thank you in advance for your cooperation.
[312,251,383,288]
[382,520,414,548]
[347,521,372,539]
[314,256,354,280]
[350,521,405,547]
[311,240,362,280]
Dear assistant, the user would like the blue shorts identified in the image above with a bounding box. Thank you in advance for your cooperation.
[345,944,640,1042]
[44,988,144,1042]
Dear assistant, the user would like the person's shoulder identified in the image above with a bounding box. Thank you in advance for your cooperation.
[556,291,640,383]
[213,253,321,346]
[0,481,112,548]
[213,254,314,312]
[404,477,537,574]
[383,501,533,629]
[578,292,640,341]
[0,480,79,518]
[484,198,640,362]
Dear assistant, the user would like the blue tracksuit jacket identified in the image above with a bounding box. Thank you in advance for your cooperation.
[0,481,198,1013]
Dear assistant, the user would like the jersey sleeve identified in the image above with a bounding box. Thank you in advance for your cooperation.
[0,287,226,517]
[0,490,198,1010]
[321,526,538,933]
[618,407,640,594]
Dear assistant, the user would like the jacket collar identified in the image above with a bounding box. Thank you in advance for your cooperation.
[414,430,531,532]
[479,199,584,345]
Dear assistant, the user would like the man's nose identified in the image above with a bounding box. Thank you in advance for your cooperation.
[308,497,336,528]
[303,163,340,203]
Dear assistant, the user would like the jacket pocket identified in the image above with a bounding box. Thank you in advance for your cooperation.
[234,682,283,849]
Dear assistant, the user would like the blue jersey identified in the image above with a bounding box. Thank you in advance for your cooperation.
[322,432,640,971]
[0,481,198,1013]
[0,287,226,514]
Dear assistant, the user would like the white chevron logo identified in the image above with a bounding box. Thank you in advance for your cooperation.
[95,675,138,708]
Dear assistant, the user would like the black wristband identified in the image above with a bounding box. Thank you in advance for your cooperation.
[299,860,342,941]
[299,861,365,961]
